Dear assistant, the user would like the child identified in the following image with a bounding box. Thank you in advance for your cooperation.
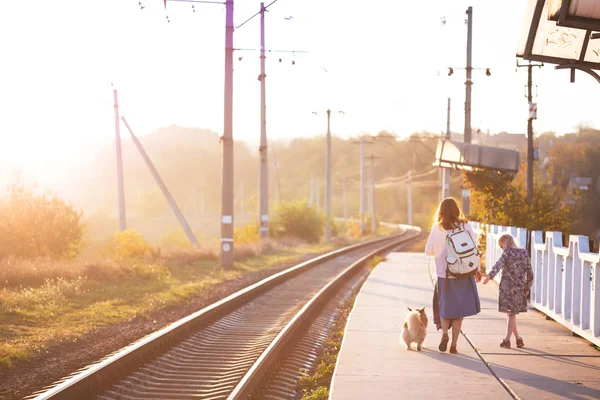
[483,234,534,348]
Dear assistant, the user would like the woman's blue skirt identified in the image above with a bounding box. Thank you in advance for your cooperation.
[437,276,481,319]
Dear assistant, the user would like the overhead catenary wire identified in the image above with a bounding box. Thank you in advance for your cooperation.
[376,167,440,187]
[337,167,442,190]
[235,48,308,53]
[166,0,225,4]
[236,0,281,29]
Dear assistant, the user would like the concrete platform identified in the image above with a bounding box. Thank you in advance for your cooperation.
[329,252,600,400]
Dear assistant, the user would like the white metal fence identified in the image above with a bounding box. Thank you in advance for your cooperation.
[477,223,600,347]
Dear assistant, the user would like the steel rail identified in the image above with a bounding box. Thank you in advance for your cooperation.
[26,229,415,400]
[227,229,421,399]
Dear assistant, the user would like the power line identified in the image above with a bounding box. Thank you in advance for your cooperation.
[236,0,281,29]
[375,168,439,188]
[156,0,225,22]
[235,48,308,53]
[167,0,224,4]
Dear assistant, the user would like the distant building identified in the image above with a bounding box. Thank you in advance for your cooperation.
[446,131,527,153]
[567,176,600,243]
[568,177,595,192]
[480,132,527,153]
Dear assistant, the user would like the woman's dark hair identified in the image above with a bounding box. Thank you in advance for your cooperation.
[435,197,467,230]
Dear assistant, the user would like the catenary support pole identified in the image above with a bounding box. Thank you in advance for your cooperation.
[221,0,235,267]
[343,176,347,220]
[444,97,451,199]
[351,136,372,235]
[370,156,376,234]
[408,169,412,226]
[258,2,269,238]
[325,110,332,242]
[360,139,365,234]
[463,6,473,215]
[465,7,473,145]
[312,109,342,241]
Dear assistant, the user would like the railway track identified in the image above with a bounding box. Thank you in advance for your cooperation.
[26,228,421,400]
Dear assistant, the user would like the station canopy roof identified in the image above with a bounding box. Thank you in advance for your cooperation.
[518,0,600,81]
[434,139,520,173]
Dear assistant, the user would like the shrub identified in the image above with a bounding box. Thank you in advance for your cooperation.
[342,216,380,237]
[301,386,329,400]
[367,255,387,269]
[299,360,336,394]
[271,201,325,243]
[0,184,84,259]
[345,219,362,238]
[364,214,381,235]
[234,224,260,245]
[329,218,343,237]
[105,230,152,260]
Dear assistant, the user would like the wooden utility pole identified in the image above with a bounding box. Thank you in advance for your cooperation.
[258,2,269,238]
[221,0,235,267]
[313,109,343,242]
[518,61,543,206]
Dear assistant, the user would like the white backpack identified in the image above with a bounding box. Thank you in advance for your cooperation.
[445,224,480,278]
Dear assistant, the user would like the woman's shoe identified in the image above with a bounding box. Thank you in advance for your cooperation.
[439,334,449,352]
[500,339,511,348]
[449,345,458,354]
[516,337,525,348]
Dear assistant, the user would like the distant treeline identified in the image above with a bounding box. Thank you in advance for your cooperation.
[81,124,599,241]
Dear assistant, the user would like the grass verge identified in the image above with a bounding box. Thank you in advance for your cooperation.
[0,239,349,370]
[297,292,357,400]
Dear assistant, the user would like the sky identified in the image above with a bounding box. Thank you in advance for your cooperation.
[0,0,598,189]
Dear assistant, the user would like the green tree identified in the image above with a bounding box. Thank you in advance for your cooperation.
[463,169,525,226]
[463,167,574,234]
[543,125,600,237]
[271,200,325,243]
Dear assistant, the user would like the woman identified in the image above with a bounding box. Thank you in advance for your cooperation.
[482,234,533,348]
[425,197,481,354]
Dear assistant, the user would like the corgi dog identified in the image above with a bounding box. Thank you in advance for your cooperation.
[401,307,428,351]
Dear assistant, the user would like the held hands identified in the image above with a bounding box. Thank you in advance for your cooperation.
[482,274,491,284]
[475,269,482,283]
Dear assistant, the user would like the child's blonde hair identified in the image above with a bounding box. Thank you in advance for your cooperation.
[498,234,518,249]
